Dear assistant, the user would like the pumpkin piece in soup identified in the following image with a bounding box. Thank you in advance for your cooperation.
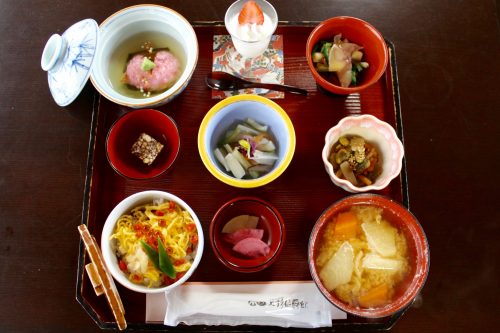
[333,211,361,240]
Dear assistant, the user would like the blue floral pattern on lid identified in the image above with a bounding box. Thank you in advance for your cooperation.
[42,19,98,106]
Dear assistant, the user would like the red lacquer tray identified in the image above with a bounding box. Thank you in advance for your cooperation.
[77,23,409,331]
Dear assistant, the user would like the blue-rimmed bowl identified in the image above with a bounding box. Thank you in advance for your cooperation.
[198,94,296,188]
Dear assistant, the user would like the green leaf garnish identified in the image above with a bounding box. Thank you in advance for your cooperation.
[141,57,155,71]
[157,237,176,279]
[320,42,333,64]
[140,240,160,270]
[351,72,357,85]
[141,239,176,279]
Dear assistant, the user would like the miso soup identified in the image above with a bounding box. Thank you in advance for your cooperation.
[316,205,410,308]
[107,31,186,98]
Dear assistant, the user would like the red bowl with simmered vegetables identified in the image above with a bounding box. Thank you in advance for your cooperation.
[306,16,388,94]
[308,194,429,318]
[210,197,285,273]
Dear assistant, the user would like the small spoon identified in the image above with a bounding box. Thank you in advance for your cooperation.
[206,71,308,95]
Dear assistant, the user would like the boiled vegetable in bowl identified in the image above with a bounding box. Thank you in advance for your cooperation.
[213,118,278,179]
[311,34,369,87]
[308,194,430,318]
[328,135,381,187]
[198,94,295,188]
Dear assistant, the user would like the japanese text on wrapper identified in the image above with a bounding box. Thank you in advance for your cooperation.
[248,297,308,309]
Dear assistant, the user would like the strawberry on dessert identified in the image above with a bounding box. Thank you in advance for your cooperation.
[238,0,264,25]
[225,0,276,57]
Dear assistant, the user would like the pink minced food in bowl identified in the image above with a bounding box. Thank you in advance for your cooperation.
[125,50,180,93]
[210,197,285,273]
[228,230,270,258]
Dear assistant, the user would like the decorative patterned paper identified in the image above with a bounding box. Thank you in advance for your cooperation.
[212,35,284,99]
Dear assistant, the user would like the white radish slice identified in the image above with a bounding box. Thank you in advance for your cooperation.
[256,139,276,152]
[236,124,259,136]
[224,144,233,154]
[214,148,230,172]
[252,159,276,166]
[247,215,259,227]
[252,158,275,166]
[319,241,354,291]
[362,253,402,271]
[231,150,252,170]
[252,150,279,166]
[222,215,259,233]
[225,153,245,179]
[246,118,268,132]
[253,150,279,159]
[361,222,397,257]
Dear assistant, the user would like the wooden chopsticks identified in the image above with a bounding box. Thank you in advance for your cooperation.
[78,224,127,330]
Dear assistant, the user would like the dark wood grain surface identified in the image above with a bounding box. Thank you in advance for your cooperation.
[0,1,498,332]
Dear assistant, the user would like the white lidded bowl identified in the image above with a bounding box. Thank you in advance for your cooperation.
[101,190,204,294]
[90,5,198,108]
[322,114,404,192]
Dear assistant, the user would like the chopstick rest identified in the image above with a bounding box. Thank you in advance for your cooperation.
[78,224,127,330]
[85,262,104,296]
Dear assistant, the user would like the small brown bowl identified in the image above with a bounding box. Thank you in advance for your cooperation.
[210,197,285,273]
[308,194,430,318]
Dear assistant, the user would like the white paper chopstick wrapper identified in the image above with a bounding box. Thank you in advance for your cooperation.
[145,281,346,328]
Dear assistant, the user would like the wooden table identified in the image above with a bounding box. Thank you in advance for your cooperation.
[0,1,498,332]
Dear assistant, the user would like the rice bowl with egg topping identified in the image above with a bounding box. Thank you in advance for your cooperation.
[110,198,199,288]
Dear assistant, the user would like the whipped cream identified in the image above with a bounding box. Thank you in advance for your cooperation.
[227,12,275,57]
[228,12,274,42]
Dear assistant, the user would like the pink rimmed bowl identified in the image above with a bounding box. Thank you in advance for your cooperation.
[322,114,404,192]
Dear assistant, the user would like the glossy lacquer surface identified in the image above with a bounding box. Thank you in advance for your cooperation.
[77,24,407,330]
[1,1,498,333]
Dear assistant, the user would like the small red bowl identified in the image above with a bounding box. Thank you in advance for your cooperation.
[106,109,180,179]
[306,16,388,94]
[210,197,285,273]
[308,194,430,318]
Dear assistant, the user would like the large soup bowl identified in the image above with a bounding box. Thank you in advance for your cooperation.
[308,194,430,318]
